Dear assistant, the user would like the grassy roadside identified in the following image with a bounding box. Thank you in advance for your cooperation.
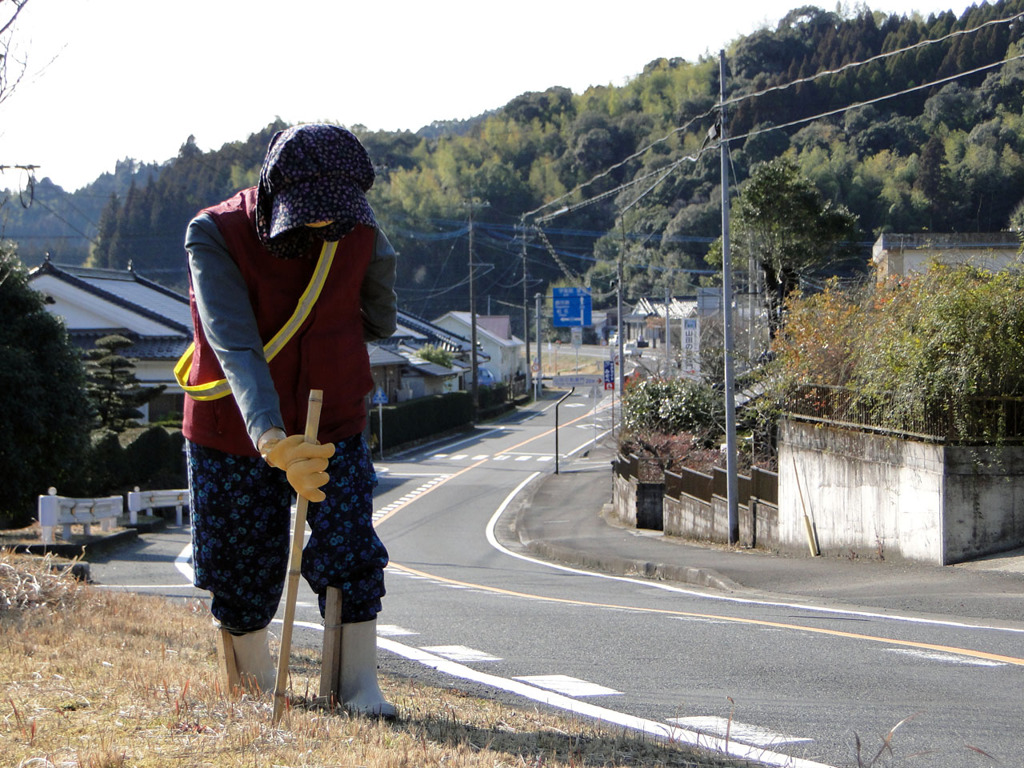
[1,551,751,768]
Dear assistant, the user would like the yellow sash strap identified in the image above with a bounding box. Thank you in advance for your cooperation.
[174,240,338,401]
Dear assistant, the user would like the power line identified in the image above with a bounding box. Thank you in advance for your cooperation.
[727,51,1024,146]
[722,9,1024,110]
[527,9,1024,225]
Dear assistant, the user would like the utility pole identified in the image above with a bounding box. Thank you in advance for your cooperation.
[468,200,480,419]
[617,220,626,396]
[535,293,543,400]
[664,281,672,375]
[719,49,740,545]
[521,218,531,397]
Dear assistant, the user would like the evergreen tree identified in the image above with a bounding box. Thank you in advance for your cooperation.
[0,247,92,527]
[709,158,858,339]
[84,334,165,433]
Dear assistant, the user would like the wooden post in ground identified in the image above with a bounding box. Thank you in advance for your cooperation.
[319,587,344,706]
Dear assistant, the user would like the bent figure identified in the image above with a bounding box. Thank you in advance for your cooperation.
[180,123,397,717]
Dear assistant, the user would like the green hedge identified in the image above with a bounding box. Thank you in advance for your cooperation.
[368,392,474,450]
[87,426,187,497]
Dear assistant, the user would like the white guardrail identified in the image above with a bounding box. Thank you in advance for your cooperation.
[37,490,123,545]
[126,488,190,527]
[37,488,191,544]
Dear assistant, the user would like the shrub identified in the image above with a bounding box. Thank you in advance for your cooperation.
[622,376,724,448]
[766,263,1024,442]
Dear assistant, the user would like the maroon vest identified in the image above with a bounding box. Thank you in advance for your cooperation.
[183,188,374,456]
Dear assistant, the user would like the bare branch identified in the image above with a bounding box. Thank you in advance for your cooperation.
[0,0,29,39]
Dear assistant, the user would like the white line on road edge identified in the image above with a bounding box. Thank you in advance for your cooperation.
[94,584,198,590]
[274,618,833,768]
[484,472,1024,636]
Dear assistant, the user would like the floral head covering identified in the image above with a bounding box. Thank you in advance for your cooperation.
[255,124,376,259]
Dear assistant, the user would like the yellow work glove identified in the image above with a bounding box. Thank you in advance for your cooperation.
[261,434,336,503]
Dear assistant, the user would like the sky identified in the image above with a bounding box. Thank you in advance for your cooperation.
[1,0,980,191]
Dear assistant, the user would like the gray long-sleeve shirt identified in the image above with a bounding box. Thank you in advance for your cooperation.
[185,213,398,450]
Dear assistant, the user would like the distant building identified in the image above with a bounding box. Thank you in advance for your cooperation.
[28,257,191,421]
[872,232,1022,281]
[29,259,463,422]
[432,312,526,386]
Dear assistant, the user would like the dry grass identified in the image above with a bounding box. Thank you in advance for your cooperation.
[0,551,749,768]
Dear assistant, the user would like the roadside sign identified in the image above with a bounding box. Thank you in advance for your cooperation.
[603,360,615,390]
[552,287,592,327]
[371,387,388,405]
[570,326,582,348]
[552,374,601,388]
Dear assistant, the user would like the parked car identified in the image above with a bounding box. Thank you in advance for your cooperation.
[476,366,497,386]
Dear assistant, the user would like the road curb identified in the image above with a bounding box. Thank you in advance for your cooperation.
[520,535,742,593]
[512,469,744,594]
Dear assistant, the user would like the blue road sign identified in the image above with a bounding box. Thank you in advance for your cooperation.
[552,287,592,327]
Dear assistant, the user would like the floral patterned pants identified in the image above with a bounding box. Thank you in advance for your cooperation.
[187,434,388,633]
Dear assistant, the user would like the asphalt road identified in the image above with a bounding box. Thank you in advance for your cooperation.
[88,391,1024,768]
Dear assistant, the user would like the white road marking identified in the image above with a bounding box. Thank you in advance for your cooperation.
[471,454,490,460]
[886,648,1007,667]
[668,716,813,746]
[513,675,621,697]
[377,638,833,768]
[449,454,469,461]
[484,473,1024,637]
[176,541,194,583]
[373,474,451,523]
[377,624,419,637]
[94,583,198,590]
[419,645,501,662]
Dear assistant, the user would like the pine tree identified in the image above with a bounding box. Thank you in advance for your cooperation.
[83,334,165,433]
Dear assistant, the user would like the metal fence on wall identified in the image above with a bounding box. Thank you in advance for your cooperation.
[786,384,1024,444]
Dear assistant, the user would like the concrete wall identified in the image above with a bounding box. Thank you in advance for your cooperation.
[779,419,1024,564]
[612,456,779,550]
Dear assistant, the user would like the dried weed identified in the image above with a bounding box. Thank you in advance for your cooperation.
[0,553,745,768]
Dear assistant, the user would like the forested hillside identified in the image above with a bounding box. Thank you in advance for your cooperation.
[4,1,1024,337]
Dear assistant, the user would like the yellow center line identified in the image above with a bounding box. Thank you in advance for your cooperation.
[388,562,1024,667]
[374,404,599,526]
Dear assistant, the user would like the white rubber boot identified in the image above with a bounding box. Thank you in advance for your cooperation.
[231,627,276,695]
[341,619,396,718]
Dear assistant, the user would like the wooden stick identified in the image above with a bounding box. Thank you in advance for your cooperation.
[273,389,324,724]
[792,456,820,557]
